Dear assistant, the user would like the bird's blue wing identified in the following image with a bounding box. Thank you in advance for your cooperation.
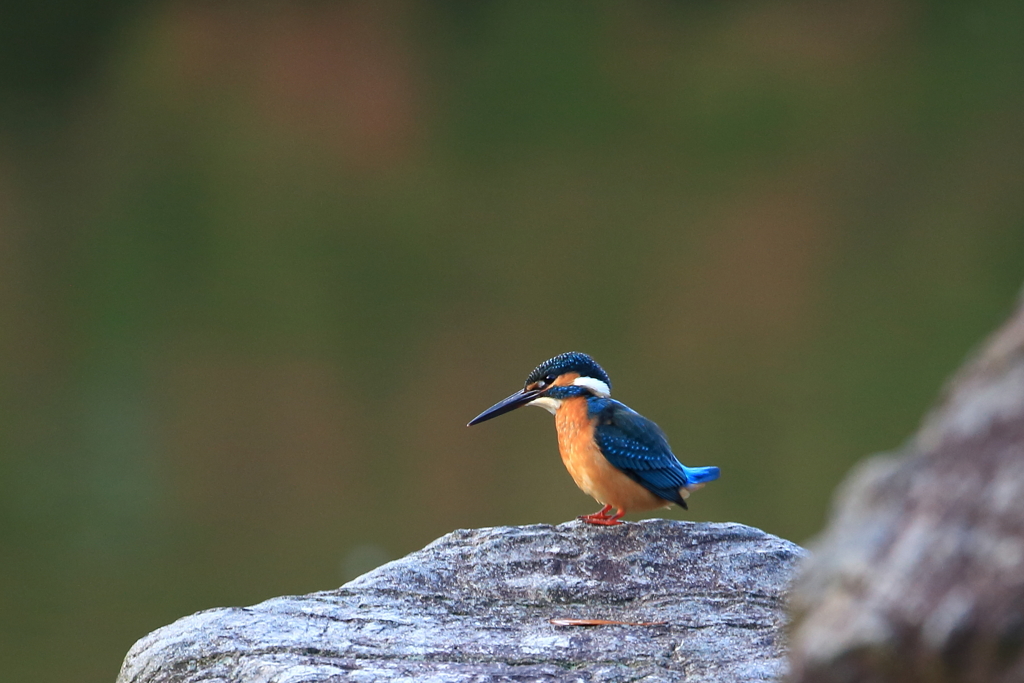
[588,398,692,507]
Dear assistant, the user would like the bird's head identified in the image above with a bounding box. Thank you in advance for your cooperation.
[467,352,612,426]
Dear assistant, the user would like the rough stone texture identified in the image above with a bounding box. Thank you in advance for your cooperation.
[118,520,804,683]
[789,294,1024,683]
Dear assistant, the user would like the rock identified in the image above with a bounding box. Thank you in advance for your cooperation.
[118,519,804,683]
[788,294,1024,683]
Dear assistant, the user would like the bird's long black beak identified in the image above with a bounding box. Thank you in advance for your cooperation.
[467,388,542,426]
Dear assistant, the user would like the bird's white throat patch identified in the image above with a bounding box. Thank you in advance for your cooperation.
[528,397,563,415]
[572,376,611,397]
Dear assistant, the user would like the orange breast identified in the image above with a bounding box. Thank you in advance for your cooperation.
[554,397,670,513]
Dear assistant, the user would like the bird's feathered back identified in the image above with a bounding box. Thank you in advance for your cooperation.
[587,397,719,509]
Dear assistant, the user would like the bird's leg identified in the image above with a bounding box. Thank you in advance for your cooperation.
[579,505,626,526]
[577,504,613,524]
[586,508,626,526]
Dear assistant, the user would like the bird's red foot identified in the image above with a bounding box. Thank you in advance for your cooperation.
[580,515,624,526]
[578,504,612,524]
[578,505,625,526]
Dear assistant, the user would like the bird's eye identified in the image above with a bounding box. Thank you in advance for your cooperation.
[534,374,557,391]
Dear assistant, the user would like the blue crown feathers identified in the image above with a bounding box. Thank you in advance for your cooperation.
[525,352,611,389]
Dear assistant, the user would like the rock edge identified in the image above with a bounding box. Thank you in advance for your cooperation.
[119,519,804,683]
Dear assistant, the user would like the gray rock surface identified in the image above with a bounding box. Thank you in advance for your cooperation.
[788,293,1024,683]
[118,519,804,683]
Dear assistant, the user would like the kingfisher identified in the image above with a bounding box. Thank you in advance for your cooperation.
[468,352,720,526]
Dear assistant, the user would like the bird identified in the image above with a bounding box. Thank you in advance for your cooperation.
[468,352,720,526]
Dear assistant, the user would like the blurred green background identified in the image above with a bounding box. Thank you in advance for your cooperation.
[2,1,1024,681]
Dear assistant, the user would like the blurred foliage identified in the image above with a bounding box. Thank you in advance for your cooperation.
[1,1,1024,682]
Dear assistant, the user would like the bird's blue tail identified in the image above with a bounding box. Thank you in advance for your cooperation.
[683,465,720,484]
